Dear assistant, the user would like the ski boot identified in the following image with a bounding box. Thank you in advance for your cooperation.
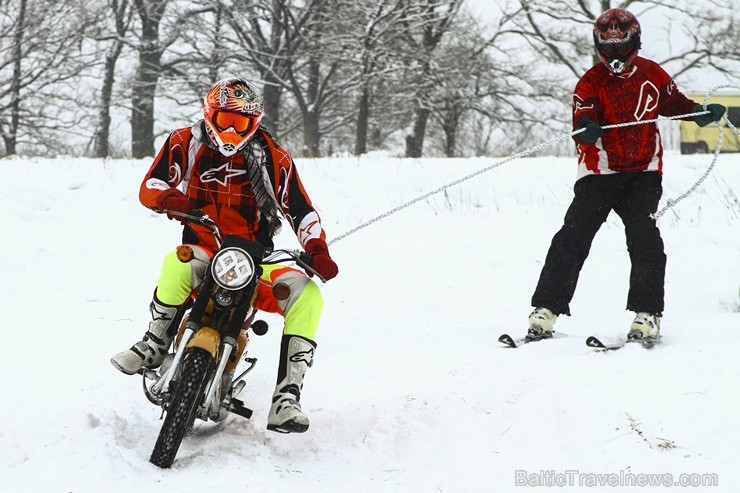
[627,312,661,343]
[527,307,557,340]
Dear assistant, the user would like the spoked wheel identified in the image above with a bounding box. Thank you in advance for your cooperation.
[150,348,213,468]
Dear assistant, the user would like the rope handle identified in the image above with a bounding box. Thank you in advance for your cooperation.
[652,83,739,219]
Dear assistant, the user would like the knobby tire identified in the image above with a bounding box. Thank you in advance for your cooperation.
[149,348,213,468]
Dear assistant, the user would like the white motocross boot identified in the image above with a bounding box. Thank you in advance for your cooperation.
[527,307,557,339]
[110,296,184,375]
[627,312,661,341]
[267,335,317,434]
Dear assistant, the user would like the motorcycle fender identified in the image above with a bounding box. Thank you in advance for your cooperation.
[187,327,220,358]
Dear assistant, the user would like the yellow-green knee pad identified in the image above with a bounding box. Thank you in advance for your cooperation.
[283,280,324,341]
[156,251,193,305]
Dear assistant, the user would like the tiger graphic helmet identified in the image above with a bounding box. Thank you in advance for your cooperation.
[203,78,264,156]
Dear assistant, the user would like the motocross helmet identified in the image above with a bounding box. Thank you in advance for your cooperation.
[593,8,641,74]
[203,78,264,156]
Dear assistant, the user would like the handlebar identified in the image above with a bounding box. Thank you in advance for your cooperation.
[264,249,327,284]
[164,209,223,247]
[163,209,326,283]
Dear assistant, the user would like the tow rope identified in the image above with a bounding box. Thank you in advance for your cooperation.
[329,84,739,245]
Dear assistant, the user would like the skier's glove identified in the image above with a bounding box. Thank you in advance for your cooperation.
[157,188,194,222]
[304,238,339,281]
[693,103,726,127]
[575,117,603,144]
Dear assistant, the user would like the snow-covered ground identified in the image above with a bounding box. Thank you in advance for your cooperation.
[1,150,738,492]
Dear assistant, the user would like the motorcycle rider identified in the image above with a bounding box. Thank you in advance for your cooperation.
[111,78,339,434]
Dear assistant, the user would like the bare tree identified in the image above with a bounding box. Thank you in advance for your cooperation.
[222,0,304,138]
[0,0,27,155]
[412,9,564,157]
[348,0,422,156]
[163,1,230,97]
[0,0,94,156]
[227,0,362,157]
[647,0,740,80]
[3,0,735,159]
[92,0,134,158]
[130,0,169,158]
[508,0,739,82]
[401,0,463,158]
[129,0,214,158]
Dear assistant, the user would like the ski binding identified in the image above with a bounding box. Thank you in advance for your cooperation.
[498,332,563,348]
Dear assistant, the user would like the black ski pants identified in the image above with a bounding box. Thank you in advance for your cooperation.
[531,171,666,316]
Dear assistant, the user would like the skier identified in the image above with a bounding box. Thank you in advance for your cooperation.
[111,78,339,433]
[526,9,726,342]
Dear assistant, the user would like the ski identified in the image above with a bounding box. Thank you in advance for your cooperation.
[498,333,531,348]
[585,336,623,351]
[498,332,563,348]
[586,335,661,351]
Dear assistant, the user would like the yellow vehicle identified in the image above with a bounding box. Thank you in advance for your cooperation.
[680,93,740,154]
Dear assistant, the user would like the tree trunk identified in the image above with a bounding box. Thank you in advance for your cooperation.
[262,77,282,137]
[354,85,370,155]
[95,46,122,158]
[442,105,462,157]
[4,0,27,155]
[444,124,457,158]
[370,126,382,148]
[131,0,165,158]
[405,107,431,158]
[95,0,129,158]
[261,2,285,138]
[302,110,320,157]
[131,52,160,158]
[208,5,223,83]
[301,57,321,157]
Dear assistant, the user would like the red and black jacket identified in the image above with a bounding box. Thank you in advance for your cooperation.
[572,56,696,179]
[140,123,327,252]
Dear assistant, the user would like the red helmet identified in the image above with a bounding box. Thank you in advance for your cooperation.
[203,78,264,156]
[593,9,641,74]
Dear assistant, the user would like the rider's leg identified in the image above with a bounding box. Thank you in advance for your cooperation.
[256,264,324,433]
[110,245,211,375]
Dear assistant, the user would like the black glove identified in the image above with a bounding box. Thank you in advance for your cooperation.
[693,103,726,127]
[576,116,603,144]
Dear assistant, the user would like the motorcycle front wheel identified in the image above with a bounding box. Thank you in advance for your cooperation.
[149,347,213,468]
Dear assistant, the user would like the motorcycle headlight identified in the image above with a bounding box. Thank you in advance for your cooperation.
[210,247,255,290]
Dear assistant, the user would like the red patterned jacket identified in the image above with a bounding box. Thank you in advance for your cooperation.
[140,123,326,252]
[572,56,696,180]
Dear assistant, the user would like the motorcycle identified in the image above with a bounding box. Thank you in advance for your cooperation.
[142,210,323,468]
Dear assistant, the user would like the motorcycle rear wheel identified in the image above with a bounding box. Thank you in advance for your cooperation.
[150,347,213,468]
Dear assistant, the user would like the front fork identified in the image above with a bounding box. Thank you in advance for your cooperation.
[200,308,256,417]
[146,321,198,399]
[201,336,235,416]
[145,311,254,413]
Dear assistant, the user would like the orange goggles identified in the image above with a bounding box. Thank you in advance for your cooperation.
[213,111,259,136]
